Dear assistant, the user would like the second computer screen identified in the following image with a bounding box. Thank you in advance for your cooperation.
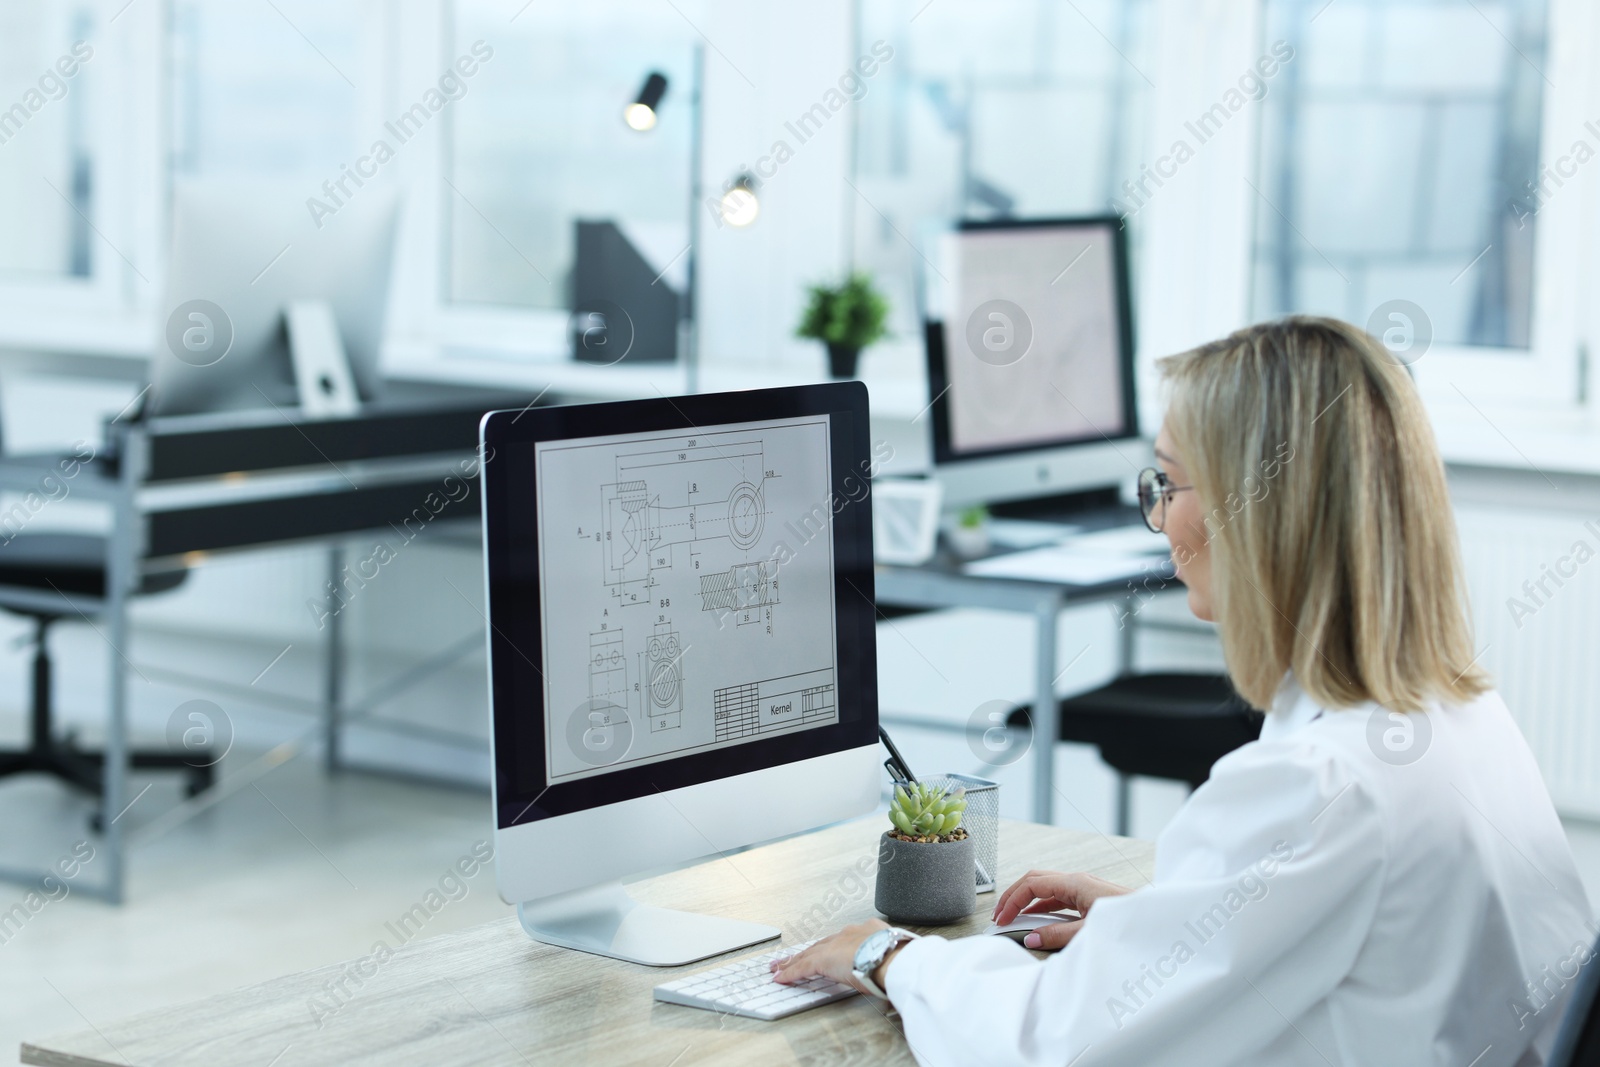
[941,223,1129,456]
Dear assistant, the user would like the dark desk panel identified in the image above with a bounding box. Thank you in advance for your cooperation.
[140,385,541,483]
[144,477,480,558]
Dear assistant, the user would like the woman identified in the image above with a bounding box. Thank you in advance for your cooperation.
[773,317,1594,1065]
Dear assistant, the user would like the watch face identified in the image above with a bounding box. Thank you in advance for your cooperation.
[854,928,894,972]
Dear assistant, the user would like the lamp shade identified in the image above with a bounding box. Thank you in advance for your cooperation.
[625,71,669,131]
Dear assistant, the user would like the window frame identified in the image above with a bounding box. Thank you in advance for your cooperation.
[1242,0,1592,409]
[0,0,164,354]
[1394,0,1592,408]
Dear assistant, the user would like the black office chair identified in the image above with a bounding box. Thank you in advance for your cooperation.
[1010,672,1262,834]
[0,531,206,821]
[1550,932,1600,1066]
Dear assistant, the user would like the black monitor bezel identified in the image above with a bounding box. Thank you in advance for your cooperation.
[926,215,1140,466]
[481,381,880,831]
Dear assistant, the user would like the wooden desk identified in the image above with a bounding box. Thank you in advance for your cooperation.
[23,818,1155,1067]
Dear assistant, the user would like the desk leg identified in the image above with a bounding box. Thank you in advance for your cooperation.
[1030,595,1063,825]
[1115,773,1132,837]
[102,587,129,903]
[100,471,135,903]
[1113,600,1137,837]
[1116,600,1137,674]
[323,545,345,774]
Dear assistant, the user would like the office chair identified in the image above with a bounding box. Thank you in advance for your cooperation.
[0,531,206,824]
[1549,931,1600,1066]
[1010,672,1262,835]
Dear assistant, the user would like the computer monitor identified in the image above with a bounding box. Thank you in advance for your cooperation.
[152,181,399,416]
[480,382,880,966]
[924,216,1141,509]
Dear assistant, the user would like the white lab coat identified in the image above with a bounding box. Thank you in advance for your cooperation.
[886,676,1595,1066]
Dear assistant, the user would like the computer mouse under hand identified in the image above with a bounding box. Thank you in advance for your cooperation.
[987,911,1080,951]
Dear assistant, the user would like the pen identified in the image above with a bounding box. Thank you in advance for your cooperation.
[878,725,917,785]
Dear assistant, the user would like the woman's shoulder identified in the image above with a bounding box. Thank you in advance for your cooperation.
[1186,692,1429,854]
[1155,713,1390,884]
[1202,684,1536,846]
[1204,712,1384,820]
[1239,681,1518,776]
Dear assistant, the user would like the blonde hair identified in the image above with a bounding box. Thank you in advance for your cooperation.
[1158,316,1489,713]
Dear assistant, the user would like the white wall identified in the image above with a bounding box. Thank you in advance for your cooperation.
[695,0,855,370]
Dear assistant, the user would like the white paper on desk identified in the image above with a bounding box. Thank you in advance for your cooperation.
[1065,525,1171,555]
[963,545,1168,585]
[985,518,1082,550]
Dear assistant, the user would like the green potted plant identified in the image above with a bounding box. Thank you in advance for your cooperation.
[795,272,889,379]
[875,780,975,924]
[946,504,990,558]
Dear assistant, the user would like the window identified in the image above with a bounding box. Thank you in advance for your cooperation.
[168,0,370,183]
[0,1,1587,408]
[445,0,701,311]
[852,0,1157,334]
[0,2,98,281]
[1251,0,1549,352]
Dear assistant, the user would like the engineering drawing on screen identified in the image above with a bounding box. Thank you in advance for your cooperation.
[537,416,839,784]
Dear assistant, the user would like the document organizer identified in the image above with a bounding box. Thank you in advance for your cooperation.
[926,772,999,893]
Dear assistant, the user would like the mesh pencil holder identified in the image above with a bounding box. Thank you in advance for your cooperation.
[925,772,999,893]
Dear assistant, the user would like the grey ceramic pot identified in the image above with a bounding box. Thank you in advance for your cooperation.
[875,831,976,925]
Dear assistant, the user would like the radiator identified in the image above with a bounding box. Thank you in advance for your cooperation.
[1457,504,1600,817]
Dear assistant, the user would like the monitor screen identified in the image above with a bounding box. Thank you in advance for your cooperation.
[534,415,840,785]
[928,217,1137,464]
[482,383,879,830]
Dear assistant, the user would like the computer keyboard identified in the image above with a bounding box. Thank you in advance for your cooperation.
[653,938,859,1020]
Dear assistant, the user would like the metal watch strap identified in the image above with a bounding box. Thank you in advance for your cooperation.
[854,928,917,999]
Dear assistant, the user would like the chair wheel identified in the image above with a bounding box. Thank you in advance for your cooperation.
[185,778,207,799]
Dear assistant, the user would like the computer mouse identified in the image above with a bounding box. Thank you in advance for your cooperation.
[988,911,1080,951]
[994,927,1041,946]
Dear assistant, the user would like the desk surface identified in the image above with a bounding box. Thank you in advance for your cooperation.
[875,503,1177,608]
[23,818,1155,1067]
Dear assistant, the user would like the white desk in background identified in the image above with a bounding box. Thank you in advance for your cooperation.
[965,525,1170,586]
[874,510,1183,826]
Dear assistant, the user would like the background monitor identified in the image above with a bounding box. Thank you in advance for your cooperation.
[481,381,880,965]
[152,181,399,416]
[924,216,1141,509]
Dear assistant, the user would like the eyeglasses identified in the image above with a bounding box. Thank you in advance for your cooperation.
[1137,467,1193,533]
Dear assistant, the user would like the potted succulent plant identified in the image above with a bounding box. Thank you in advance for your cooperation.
[875,780,976,925]
[795,272,890,379]
[946,504,991,558]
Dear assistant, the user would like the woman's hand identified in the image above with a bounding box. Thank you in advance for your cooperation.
[992,870,1132,950]
[770,919,890,993]
[767,870,1131,989]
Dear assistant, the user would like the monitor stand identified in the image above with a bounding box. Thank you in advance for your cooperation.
[985,485,1125,525]
[517,882,781,967]
[284,299,361,418]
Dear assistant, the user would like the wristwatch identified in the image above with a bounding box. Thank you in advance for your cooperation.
[852,927,919,999]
